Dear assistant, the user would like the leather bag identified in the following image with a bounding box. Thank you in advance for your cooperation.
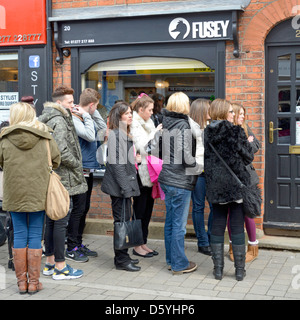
[209,143,262,219]
[45,140,70,221]
[114,198,144,250]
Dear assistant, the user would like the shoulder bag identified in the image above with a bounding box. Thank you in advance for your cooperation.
[209,143,262,219]
[45,140,70,221]
[114,198,144,250]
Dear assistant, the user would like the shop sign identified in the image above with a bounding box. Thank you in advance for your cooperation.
[0,92,18,107]
[58,12,233,48]
[0,0,46,47]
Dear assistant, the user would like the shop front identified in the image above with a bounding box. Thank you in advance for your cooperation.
[0,0,51,117]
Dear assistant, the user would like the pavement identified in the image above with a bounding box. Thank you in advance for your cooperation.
[0,234,300,302]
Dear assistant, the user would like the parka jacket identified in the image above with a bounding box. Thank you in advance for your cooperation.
[204,120,254,204]
[39,102,87,196]
[0,125,61,212]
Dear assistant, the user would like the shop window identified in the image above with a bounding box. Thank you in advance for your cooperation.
[82,57,215,115]
[0,52,18,123]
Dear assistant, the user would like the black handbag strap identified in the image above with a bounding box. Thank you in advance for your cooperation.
[209,143,244,188]
[121,198,137,222]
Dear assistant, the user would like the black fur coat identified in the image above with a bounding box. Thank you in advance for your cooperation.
[204,120,254,204]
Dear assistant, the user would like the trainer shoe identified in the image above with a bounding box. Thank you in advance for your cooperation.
[79,244,98,257]
[52,264,83,280]
[65,246,89,263]
[172,261,198,275]
[43,263,55,276]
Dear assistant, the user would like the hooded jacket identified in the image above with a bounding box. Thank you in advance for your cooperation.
[204,120,254,204]
[0,125,61,212]
[158,109,199,191]
[39,102,87,196]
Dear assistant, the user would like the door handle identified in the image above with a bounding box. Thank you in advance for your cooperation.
[269,121,282,143]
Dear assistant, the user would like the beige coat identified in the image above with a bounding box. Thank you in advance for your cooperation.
[0,125,61,212]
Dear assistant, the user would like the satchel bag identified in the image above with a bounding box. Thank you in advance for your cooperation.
[45,140,70,221]
[209,143,262,219]
[114,198,144,250]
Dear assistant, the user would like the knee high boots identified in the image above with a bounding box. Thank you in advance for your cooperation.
[210,243,224,280]
[232,244,246,281]
[12,247,43,294]
[12,248,28,294]
[27,248,43,294]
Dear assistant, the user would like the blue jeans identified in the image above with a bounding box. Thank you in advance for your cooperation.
[191,175,213,247]
[160,183,191,272]
[10,211,45,249]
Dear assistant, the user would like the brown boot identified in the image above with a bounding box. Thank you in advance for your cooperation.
[245,243,259,263]
[27,248,43,294]
[229,243,234,261]
[12,248,28,294]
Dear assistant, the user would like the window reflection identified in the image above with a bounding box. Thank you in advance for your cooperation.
[278,88,290,112]
[278,55,291,81]
[278,118,290,144]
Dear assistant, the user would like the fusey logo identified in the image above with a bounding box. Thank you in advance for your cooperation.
[0,5,6,29]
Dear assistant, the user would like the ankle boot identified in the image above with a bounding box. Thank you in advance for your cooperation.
[232,244,246,281]
[210,243,224,280]
[245,243,259,263]
[12,248,28,294]
[27,248,43,294]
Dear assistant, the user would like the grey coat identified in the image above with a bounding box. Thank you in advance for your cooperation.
[101,129,140,198]
[39,102,87,196]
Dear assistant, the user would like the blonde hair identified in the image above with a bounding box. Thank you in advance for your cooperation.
[190,99,211,129]
[9,102,48,132]
[209,98,231,121]
[166,92,190,115]
[232,103,248,137]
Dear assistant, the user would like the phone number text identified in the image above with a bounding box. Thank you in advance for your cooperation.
[0,34,42,43]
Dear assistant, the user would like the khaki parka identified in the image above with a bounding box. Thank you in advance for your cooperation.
[0,125,61,212]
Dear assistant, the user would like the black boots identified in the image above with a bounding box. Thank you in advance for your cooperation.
[211,243,224,280]
[232,244,246,281]
[211,243,246,281]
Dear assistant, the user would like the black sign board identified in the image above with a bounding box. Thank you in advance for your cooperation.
[57,11,233,48]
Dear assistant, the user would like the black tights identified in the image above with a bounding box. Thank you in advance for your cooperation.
[211,202,245,245]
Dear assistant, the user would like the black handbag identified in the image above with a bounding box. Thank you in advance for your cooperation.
[209,143,262,219]
[114,198,144,250]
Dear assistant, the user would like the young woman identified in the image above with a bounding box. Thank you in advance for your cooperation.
[227,103,260,263]
[158,92,199,275]
[189,99,213,256]
[204,99,254,281]
[0,102,61,294]
[130,94,162,258]
[101,101,141,272]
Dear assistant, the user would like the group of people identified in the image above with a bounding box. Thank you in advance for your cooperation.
[0,85,260,295]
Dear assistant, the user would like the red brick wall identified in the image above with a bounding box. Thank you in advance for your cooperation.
[52,0,300,230]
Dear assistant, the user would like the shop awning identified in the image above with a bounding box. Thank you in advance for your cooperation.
[49,0,251,22]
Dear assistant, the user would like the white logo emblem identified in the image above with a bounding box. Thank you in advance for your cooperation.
[169,18,190,40]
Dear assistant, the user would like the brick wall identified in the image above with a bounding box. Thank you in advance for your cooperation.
[52,0,300,230]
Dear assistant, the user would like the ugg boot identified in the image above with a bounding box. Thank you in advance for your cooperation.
[232,244,246,281]
[245,243,259,263]
[211,243,224,280]
[228,242,234,261]
[27,248,43,294]
[12,248,28,294]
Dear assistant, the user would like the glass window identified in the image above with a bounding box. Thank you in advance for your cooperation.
[278,117,290,144]
[278,55,291,81]
[278,87,290,112]
[0,52,18,123]
[82,57,215,113]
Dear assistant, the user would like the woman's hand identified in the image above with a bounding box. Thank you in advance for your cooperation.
[135,153,142,164]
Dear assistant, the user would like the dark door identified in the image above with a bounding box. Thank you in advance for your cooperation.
[265,46,300,232]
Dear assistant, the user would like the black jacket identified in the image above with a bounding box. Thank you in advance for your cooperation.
[101,129,140,198]
[158,109,199,191]
[204,120,254,204]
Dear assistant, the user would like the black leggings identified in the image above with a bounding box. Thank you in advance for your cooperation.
[211,202,245,244]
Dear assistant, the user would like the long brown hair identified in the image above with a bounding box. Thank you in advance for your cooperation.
[209,98,231,121]
[190,99,210,129]
[232,103,248,137]
[108,101,131,135]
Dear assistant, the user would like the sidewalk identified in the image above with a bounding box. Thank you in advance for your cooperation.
[0,234,300,300]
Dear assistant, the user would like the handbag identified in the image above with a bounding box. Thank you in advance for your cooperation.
[209,143,262,219]
[114,198,144,250]
[45,140,70,221]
